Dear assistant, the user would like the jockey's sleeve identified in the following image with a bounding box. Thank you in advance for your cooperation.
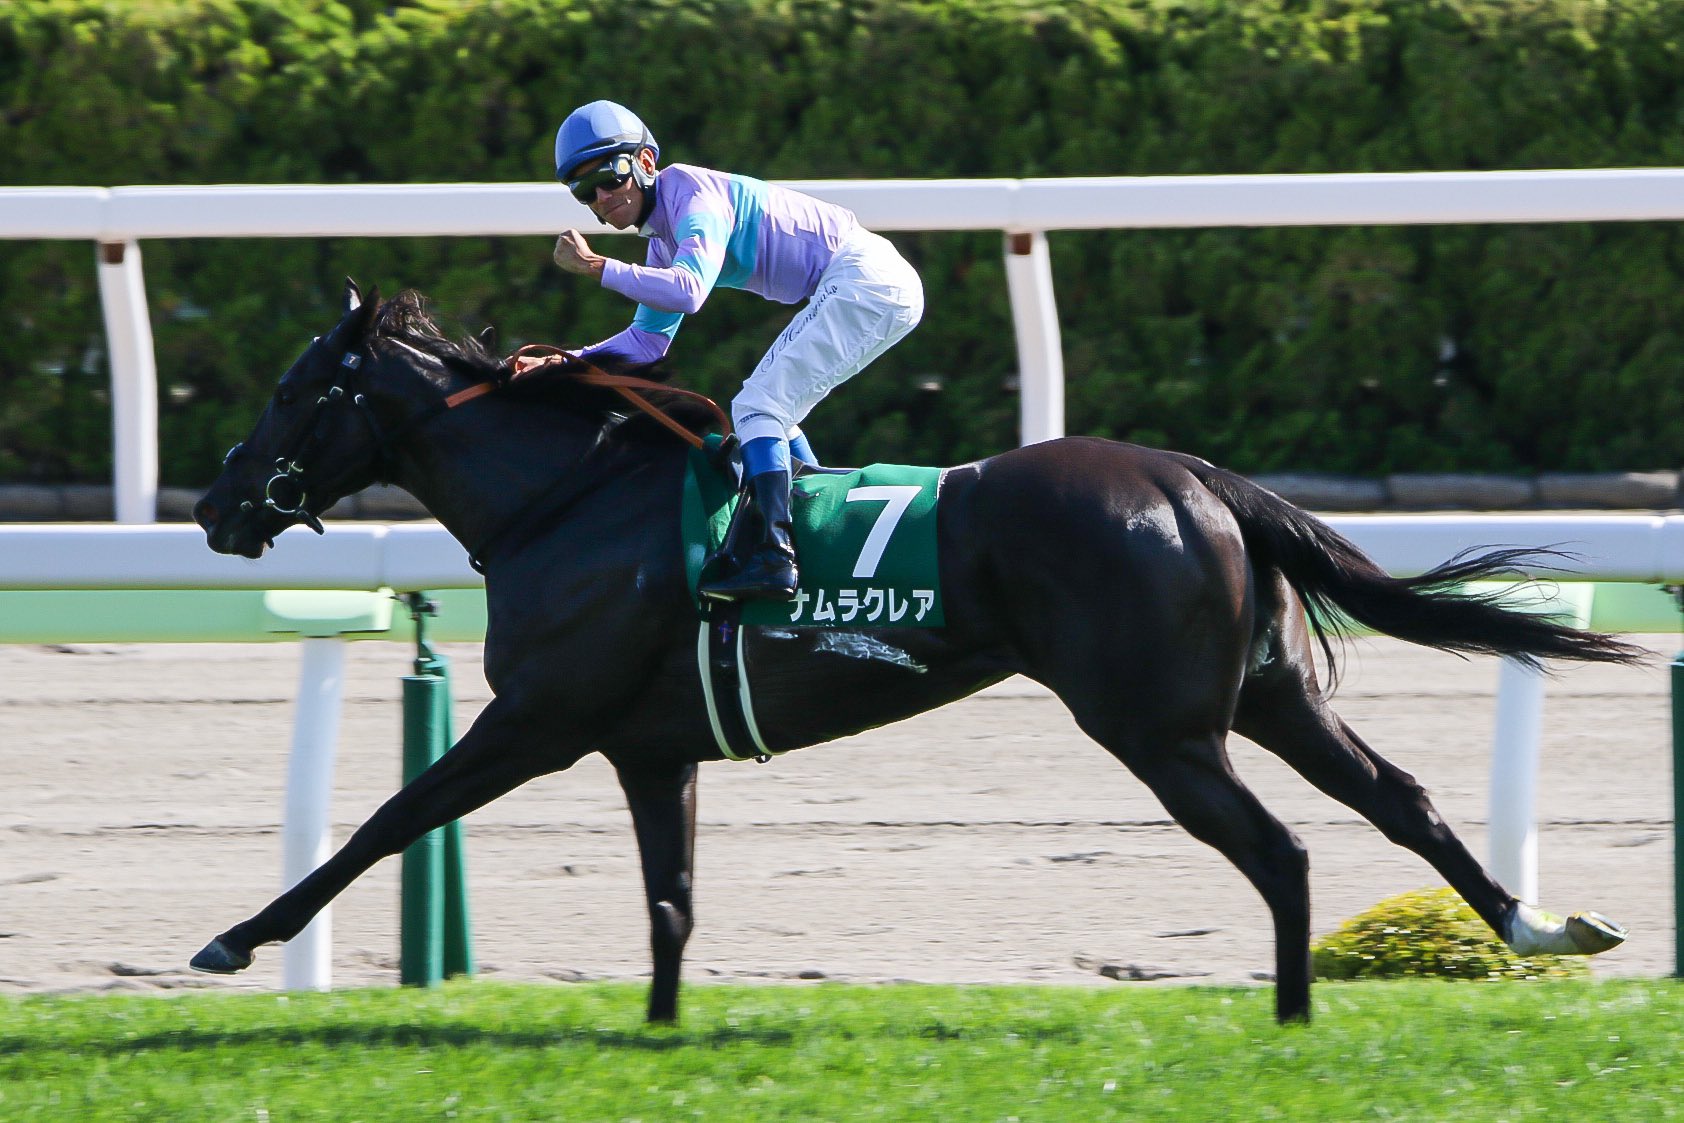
[575,322,674,365]
[599,209,730,315]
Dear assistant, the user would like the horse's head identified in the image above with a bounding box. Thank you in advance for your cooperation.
[194,278,396,557]
[197,278,717,559]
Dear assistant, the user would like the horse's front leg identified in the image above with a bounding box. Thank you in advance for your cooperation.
[192,697,579,976]
[614,758,698,1023]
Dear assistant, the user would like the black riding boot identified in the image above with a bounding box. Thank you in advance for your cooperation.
[698,470,798,602]
[697,479,762,589]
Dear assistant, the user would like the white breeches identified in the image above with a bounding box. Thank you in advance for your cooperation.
[731,227,924,446]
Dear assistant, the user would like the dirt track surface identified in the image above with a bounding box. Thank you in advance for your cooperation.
[2,636,1676,996]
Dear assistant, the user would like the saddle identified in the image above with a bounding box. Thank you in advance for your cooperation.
[685,440,947,762]
[683,436,946,629]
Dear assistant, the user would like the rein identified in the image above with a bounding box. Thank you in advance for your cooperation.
[450,346,731,570]
[244,337,730,554]
[497,344,731,449]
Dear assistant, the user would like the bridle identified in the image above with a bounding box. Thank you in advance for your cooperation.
[230,345,385,535]
[230,336,730,551]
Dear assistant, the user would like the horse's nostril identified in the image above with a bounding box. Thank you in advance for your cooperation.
[193,499,218,530]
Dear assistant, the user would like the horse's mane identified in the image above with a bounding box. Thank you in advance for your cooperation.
[371,289,721,443]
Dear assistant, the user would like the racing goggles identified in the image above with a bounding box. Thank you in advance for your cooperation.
[565,152,637,204]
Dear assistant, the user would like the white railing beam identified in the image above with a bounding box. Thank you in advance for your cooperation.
[8,517,1684,590]
[8,170,1684,241]
[6,168,1684,474]
[1006,168,1684,230]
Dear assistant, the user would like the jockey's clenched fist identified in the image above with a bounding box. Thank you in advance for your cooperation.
[553,230,605,279]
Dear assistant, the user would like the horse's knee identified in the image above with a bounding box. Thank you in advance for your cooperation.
[1279,832,1309,879]
[650,898,693,953]
[1260,831,1310,910]
[1370,776,1448,850]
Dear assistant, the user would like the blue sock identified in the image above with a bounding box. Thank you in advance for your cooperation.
[741,436,790,480]
[787,431,819,467]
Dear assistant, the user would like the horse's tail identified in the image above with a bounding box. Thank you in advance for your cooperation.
[1177,455,1647,672]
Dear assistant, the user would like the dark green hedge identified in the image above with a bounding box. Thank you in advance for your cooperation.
[3,0,1682,487]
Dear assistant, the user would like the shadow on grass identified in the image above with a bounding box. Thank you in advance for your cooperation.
[0,1013,1110,1058]
[0,1021,798,1058]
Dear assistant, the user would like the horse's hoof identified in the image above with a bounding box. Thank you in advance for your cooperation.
[1566,912,1627,954]
[1506,903,1628,956]
[190,937,254,974]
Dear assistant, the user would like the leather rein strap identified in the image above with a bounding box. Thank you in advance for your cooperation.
[441,344,728,572]
[446,343,730,448]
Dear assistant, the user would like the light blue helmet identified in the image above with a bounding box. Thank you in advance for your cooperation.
[553,100,659,182]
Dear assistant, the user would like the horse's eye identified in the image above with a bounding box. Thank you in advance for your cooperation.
[222,443,245,465]
[276,387,295,407]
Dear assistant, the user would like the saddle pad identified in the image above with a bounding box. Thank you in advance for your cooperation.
[682,448,945,628]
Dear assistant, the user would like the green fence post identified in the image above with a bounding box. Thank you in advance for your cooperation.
[433,652,476,979]
[1672,586,1684,980]
[399,592,474,986]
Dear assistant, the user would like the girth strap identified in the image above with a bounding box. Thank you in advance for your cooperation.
[695,604,784,763]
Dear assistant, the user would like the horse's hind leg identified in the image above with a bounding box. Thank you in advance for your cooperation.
[1235,671,1509,920]
[192,697,575,975]
[1232,621,1626,958]
[1060,669,1313,1022]
[614,758,698,1023]
[1004,494,1313,1020]
[1104,730,1314,1023]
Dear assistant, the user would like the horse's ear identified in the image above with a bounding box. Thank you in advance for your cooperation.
[333,281,379,344]
[477,325,497,353]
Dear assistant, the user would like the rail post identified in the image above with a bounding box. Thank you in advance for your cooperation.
[262,590,394,992]
[1671,585,1684,979]
[280,636,346,991]
[1003,230,1065,446]
[1489,657,1545,904]
[95,238,158,523]
[399,592,474,985]
[1486,582,1593,906]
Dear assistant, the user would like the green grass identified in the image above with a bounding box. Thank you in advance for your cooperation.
[2,979,1682,1121]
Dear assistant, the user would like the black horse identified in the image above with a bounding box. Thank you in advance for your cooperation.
[191,281,1641,1024]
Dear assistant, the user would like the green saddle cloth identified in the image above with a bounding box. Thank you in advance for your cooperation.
[682,446,945,628]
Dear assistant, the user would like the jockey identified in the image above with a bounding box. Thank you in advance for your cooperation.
[550,100,924,603]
